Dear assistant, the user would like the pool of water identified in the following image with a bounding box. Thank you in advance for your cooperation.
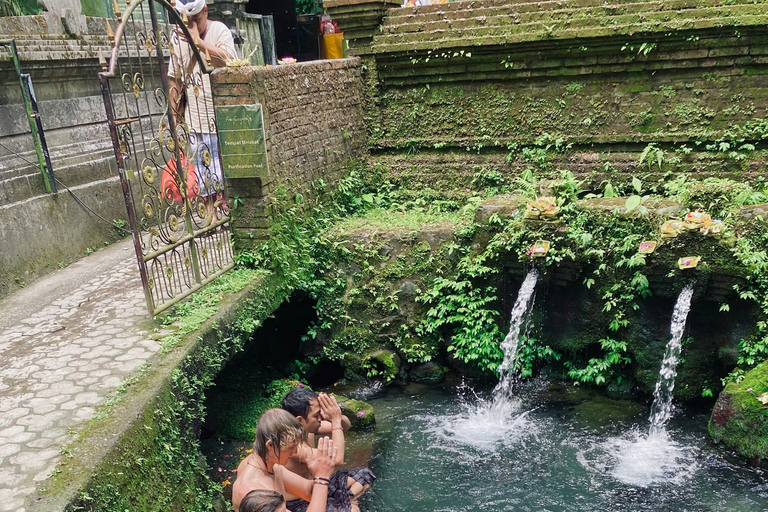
[347,381,768,512]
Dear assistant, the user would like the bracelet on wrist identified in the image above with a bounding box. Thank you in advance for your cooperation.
[314,476,331,483]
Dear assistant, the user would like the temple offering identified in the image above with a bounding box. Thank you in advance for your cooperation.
[529,240,551,257]
[660,220,683,238]
[524,196,560,220]
[678,256,701,270]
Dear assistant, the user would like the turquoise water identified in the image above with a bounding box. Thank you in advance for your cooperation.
[347,382,768,512]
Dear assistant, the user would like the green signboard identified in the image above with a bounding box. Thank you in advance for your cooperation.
[215,104,269,179]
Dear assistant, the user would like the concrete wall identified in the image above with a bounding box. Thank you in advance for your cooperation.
[212,58,367,246]
[0,13,130,298]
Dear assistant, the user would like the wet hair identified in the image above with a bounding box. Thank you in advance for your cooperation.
[239,489,284,512]
[282,387,319,419]
[253,408,307,462]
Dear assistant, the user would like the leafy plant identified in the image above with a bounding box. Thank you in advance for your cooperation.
[565,337,631,385]
[0,0,40,16]
[625,176,650,214]
[515,336,561,378]
[639,143,665,170]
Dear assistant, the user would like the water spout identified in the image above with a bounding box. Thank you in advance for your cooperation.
[492,269,539,404]
[435,271,540,450]
[648,283,695,436]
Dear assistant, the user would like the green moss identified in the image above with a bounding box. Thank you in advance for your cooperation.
[710,360,768,461]
[206,378,299,442]
[329,207,466,234]
[335,395,376,430]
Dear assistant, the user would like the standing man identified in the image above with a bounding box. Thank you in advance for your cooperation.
[282,388,375,512]
[168,0,234,222]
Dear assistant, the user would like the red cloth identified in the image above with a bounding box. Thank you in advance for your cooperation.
[161,154,199,202]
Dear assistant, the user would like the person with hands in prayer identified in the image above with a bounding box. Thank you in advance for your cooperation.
[232,409,338,512]
[282,388,375,512]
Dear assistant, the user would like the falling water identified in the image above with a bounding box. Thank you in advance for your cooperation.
[648,283,695,436]
[493,269,539,403]
[599,283,698,486]
[431,270,540,450]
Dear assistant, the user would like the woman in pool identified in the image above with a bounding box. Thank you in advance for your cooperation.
[232,408,337,512]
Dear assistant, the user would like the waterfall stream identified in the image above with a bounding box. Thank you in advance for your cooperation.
[434,269,540,449]
[648,283,695,436]
[493,269,539,403]
[601,283,697,487]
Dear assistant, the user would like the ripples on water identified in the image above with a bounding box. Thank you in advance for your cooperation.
[354,383,768,512]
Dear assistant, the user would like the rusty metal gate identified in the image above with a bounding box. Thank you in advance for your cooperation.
[99,0,234,315]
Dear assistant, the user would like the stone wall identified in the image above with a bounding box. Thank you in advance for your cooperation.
[0,14,128,298]
[360,0,768,185]
[212,58,367,246]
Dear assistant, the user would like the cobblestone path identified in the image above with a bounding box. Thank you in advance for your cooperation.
[0,239,161,512]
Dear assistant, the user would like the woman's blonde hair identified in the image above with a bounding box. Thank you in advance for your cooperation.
[253,408,307,462]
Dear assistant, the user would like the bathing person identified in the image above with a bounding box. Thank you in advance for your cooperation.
[282,388,376,512]
[239,489,286,512]
[168,0,235,220]
[232,408,338,512]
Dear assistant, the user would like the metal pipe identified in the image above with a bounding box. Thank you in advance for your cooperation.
[2,40,56,193]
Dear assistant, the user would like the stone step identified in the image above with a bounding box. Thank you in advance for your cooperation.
[383,0,762,24]
[372,12,768,53]
[381,5,766,40]
[373,36,766,83]
[381,0,742,34]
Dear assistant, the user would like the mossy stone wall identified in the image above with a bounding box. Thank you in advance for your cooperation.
[362,0,768,183]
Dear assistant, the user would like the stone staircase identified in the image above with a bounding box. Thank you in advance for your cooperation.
[372,0,768,53]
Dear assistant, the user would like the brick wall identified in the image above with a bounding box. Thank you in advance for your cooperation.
[212,58,367,245]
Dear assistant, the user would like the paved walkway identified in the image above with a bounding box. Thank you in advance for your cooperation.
[0,239,161,512]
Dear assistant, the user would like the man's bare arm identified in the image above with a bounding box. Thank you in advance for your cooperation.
[178,22,232,68]
[279,466,313,502]
[317,414,351,434]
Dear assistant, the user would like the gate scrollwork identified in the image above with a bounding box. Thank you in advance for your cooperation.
[99,0,234,315]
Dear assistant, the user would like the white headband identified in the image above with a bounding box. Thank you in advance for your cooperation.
[175,0,205,16]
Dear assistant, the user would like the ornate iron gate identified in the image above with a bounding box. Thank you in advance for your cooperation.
[99,0,234,315]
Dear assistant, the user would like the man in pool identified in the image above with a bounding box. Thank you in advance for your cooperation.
[282,387,375,512]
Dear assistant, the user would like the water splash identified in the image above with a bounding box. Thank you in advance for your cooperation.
[429,382,538,451]
[605,428,699,487]
[493,269,539,403]
[351,380,384,401]
[592,283,697,487]
[649,283,695,436]
[433,271,540,450]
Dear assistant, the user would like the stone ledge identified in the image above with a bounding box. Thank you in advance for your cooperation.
[37,271,289,511]
[579,197,685,217]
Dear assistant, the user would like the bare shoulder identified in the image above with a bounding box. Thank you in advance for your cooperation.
[232,465,276,511]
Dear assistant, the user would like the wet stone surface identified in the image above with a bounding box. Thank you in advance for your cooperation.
[0,239,161,512]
